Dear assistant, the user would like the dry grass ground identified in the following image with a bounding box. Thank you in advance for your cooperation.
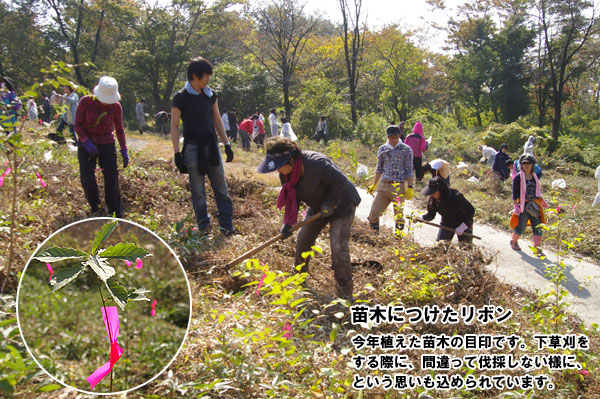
[1,123,599,398]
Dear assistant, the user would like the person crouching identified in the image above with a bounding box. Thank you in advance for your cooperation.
[257,137,361,300]
[420,176,475,244]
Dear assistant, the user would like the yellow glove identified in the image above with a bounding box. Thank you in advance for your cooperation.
[367,184,377,195]
[406,186,414,200]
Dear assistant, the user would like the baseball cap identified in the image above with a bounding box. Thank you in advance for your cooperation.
[257,150,293,173]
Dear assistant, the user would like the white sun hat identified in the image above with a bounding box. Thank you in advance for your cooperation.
[93,76,121,104]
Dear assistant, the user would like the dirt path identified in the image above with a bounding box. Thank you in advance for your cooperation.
[355,188,600,327]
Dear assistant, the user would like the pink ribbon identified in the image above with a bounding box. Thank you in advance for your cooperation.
[36,171,47,188]
[256,273,267,296]
[283,321,293,339]
[0,167,11,187]
[123,258,143,269]
[151,299,157,316]
[87,306,123,390]
[46,263,53,281]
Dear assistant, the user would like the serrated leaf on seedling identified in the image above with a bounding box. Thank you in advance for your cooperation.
[105,279,128,310]
[34,247,87,263]
[91,221,118,255]
[84,257,115,282]
[127,288,151,302]
[50,264,87,292]
[97,242,149,261]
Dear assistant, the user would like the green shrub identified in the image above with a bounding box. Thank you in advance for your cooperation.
[555,135,585,164]
[350,112,387,148]
[293,75,352,140]
[483,122,529,153]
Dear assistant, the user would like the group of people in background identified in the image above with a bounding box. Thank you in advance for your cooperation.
[222,107,318,151]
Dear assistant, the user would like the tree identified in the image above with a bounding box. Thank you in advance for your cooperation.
[447,2,498,127]
[338,0,365,125]
[362,27,427,123]
[0,1,50,91]
[117,0,219,113]
[492,1,536,123]
[211,62,277,118]
[537,0,600,149]
[250,0,319,117]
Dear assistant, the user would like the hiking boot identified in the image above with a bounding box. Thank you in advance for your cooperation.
[370,222,379,233]
[510,240,521,251]
[220,227,236,237]
[533,247,544,257]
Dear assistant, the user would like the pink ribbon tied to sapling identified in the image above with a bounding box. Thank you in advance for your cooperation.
[35,171,47,188]
[283,321,293,339]
[124,258,143,269]
[256,273,267,296]
[87,306,123,390]
[46,263,53,281]
[0,166,11,187]
[151,299,157,316]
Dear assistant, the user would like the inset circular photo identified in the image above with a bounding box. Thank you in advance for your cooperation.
[16,218,191,394]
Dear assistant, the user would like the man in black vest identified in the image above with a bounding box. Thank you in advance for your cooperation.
[171,57,235,235]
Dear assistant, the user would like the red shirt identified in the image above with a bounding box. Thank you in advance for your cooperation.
[238,118,253,133]
[74,95,127,149]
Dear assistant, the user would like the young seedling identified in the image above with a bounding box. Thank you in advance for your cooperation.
[32,220,152,392]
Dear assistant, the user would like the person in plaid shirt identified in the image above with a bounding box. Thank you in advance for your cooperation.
[367,126,414,236]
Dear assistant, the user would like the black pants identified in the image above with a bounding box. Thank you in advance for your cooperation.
[78,142,123,217]
[312,130,327,144]
[57,119,76,143]
[414,156,423,181]
[229,128,238,144]
[437,224,473,243]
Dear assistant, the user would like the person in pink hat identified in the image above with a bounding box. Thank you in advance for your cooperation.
[74,76,129,217]
[404,121,428,181]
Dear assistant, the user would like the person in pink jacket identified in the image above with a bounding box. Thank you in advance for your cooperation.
[404,121,428,181]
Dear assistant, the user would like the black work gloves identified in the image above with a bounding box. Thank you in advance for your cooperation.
[174,152,187,174]
[225,143,234,163]
[280,224,292,240]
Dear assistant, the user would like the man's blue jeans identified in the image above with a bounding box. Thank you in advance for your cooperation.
[183,143,234,232]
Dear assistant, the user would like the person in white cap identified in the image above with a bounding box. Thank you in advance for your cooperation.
[74,76,129,217]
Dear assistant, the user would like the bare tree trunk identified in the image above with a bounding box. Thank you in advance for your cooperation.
[339,0,365,126]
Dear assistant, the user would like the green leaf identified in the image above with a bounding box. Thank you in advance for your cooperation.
[330,323,339,341]
[34,247,87,263]
[50,264,87,292]
[84,257,115,282]
[38,384,62,392]
[91,221,118,255]
[290,298,309,308]
[127,288,151,302]
[0,318,17,327]
[97,243,149,261]
[105,279,128,310]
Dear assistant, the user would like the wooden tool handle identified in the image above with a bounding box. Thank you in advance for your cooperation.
[224,212,322,269]
[414,218,481,240]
